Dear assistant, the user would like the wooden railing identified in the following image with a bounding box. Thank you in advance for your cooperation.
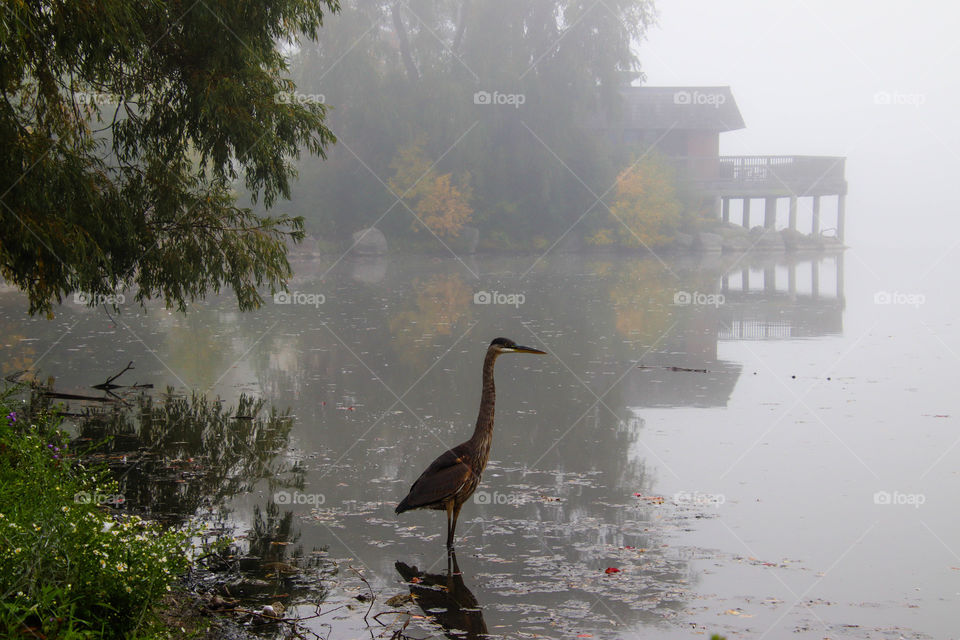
[672,155,847,196]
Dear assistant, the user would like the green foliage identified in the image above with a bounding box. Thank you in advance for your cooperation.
[0,390,190,638]
[0,0,339,315]
[287,0,657,245]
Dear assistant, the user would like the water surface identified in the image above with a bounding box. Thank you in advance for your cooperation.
[1,246,955,639]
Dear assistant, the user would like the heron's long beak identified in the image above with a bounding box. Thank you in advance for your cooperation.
[508,345,547,355]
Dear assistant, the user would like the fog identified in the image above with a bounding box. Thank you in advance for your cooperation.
[644,0,960,249]
[4,2,960,638]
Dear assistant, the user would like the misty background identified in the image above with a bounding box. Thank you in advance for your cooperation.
[275,0,958,252]
[644,0,959,250]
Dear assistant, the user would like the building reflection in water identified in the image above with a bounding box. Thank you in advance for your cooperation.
[625,253,844,409]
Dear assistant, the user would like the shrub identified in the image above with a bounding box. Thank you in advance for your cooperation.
[0,391,190,639]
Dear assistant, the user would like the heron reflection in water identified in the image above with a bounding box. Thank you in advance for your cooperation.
[396,338,546,549]
[395,552,487,639]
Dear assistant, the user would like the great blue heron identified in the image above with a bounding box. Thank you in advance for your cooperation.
[395,337,546,548]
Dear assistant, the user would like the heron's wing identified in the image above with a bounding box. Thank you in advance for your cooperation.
[397,448,473,511]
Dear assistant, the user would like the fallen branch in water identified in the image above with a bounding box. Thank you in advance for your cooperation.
[637,364,709,373]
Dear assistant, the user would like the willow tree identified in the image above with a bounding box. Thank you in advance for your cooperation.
[0,0,339,315]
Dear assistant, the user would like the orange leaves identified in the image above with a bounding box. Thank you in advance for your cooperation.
[607,154,683,249]
[388,140,473,239]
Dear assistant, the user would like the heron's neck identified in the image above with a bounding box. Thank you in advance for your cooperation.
[469,349,498,451]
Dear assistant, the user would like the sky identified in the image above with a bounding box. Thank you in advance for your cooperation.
[640,0,960,249]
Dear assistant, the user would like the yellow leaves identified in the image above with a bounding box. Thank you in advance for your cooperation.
[608,155,682,249]
[388,140,473,239]
[587,228,616,246]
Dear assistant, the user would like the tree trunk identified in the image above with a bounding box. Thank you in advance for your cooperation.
[452,0,470,53]
[392,3,420,82]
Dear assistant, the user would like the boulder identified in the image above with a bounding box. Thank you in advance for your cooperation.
[675,232,695,250]
[351,227,387,255]
[695,232,722,253]
[780,228,818,251]
[749,227,785,251]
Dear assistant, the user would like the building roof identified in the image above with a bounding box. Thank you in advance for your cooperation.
[619,86,745,132]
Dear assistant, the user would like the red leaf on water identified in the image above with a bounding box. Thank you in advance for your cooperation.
[604,567,620,574]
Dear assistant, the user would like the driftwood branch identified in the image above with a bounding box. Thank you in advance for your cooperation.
[92,361,134,390]
[637,364,709,373]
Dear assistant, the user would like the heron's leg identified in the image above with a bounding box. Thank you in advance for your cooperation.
[449,502,463,549]
[445,502,454,549]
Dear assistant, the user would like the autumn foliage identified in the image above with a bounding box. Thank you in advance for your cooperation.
[591,155,684,249]
[388,141,474,239]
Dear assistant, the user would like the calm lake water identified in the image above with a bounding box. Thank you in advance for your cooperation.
[2,246,957,639]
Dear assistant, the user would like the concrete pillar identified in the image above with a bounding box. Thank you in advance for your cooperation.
[741,268,750,291]
[764,266,776,293]
[811,260,820,299]
[811,196,821,237]
[764,197,777,229]
[721,273,730,294]
[788,196,798,231]
[742,198,751,228]
[788,261,797,295]
[722,197,730,224]
[837,194,846,242]
[837,253,845,308]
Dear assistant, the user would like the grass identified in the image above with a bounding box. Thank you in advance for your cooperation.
[0,387,191,639]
